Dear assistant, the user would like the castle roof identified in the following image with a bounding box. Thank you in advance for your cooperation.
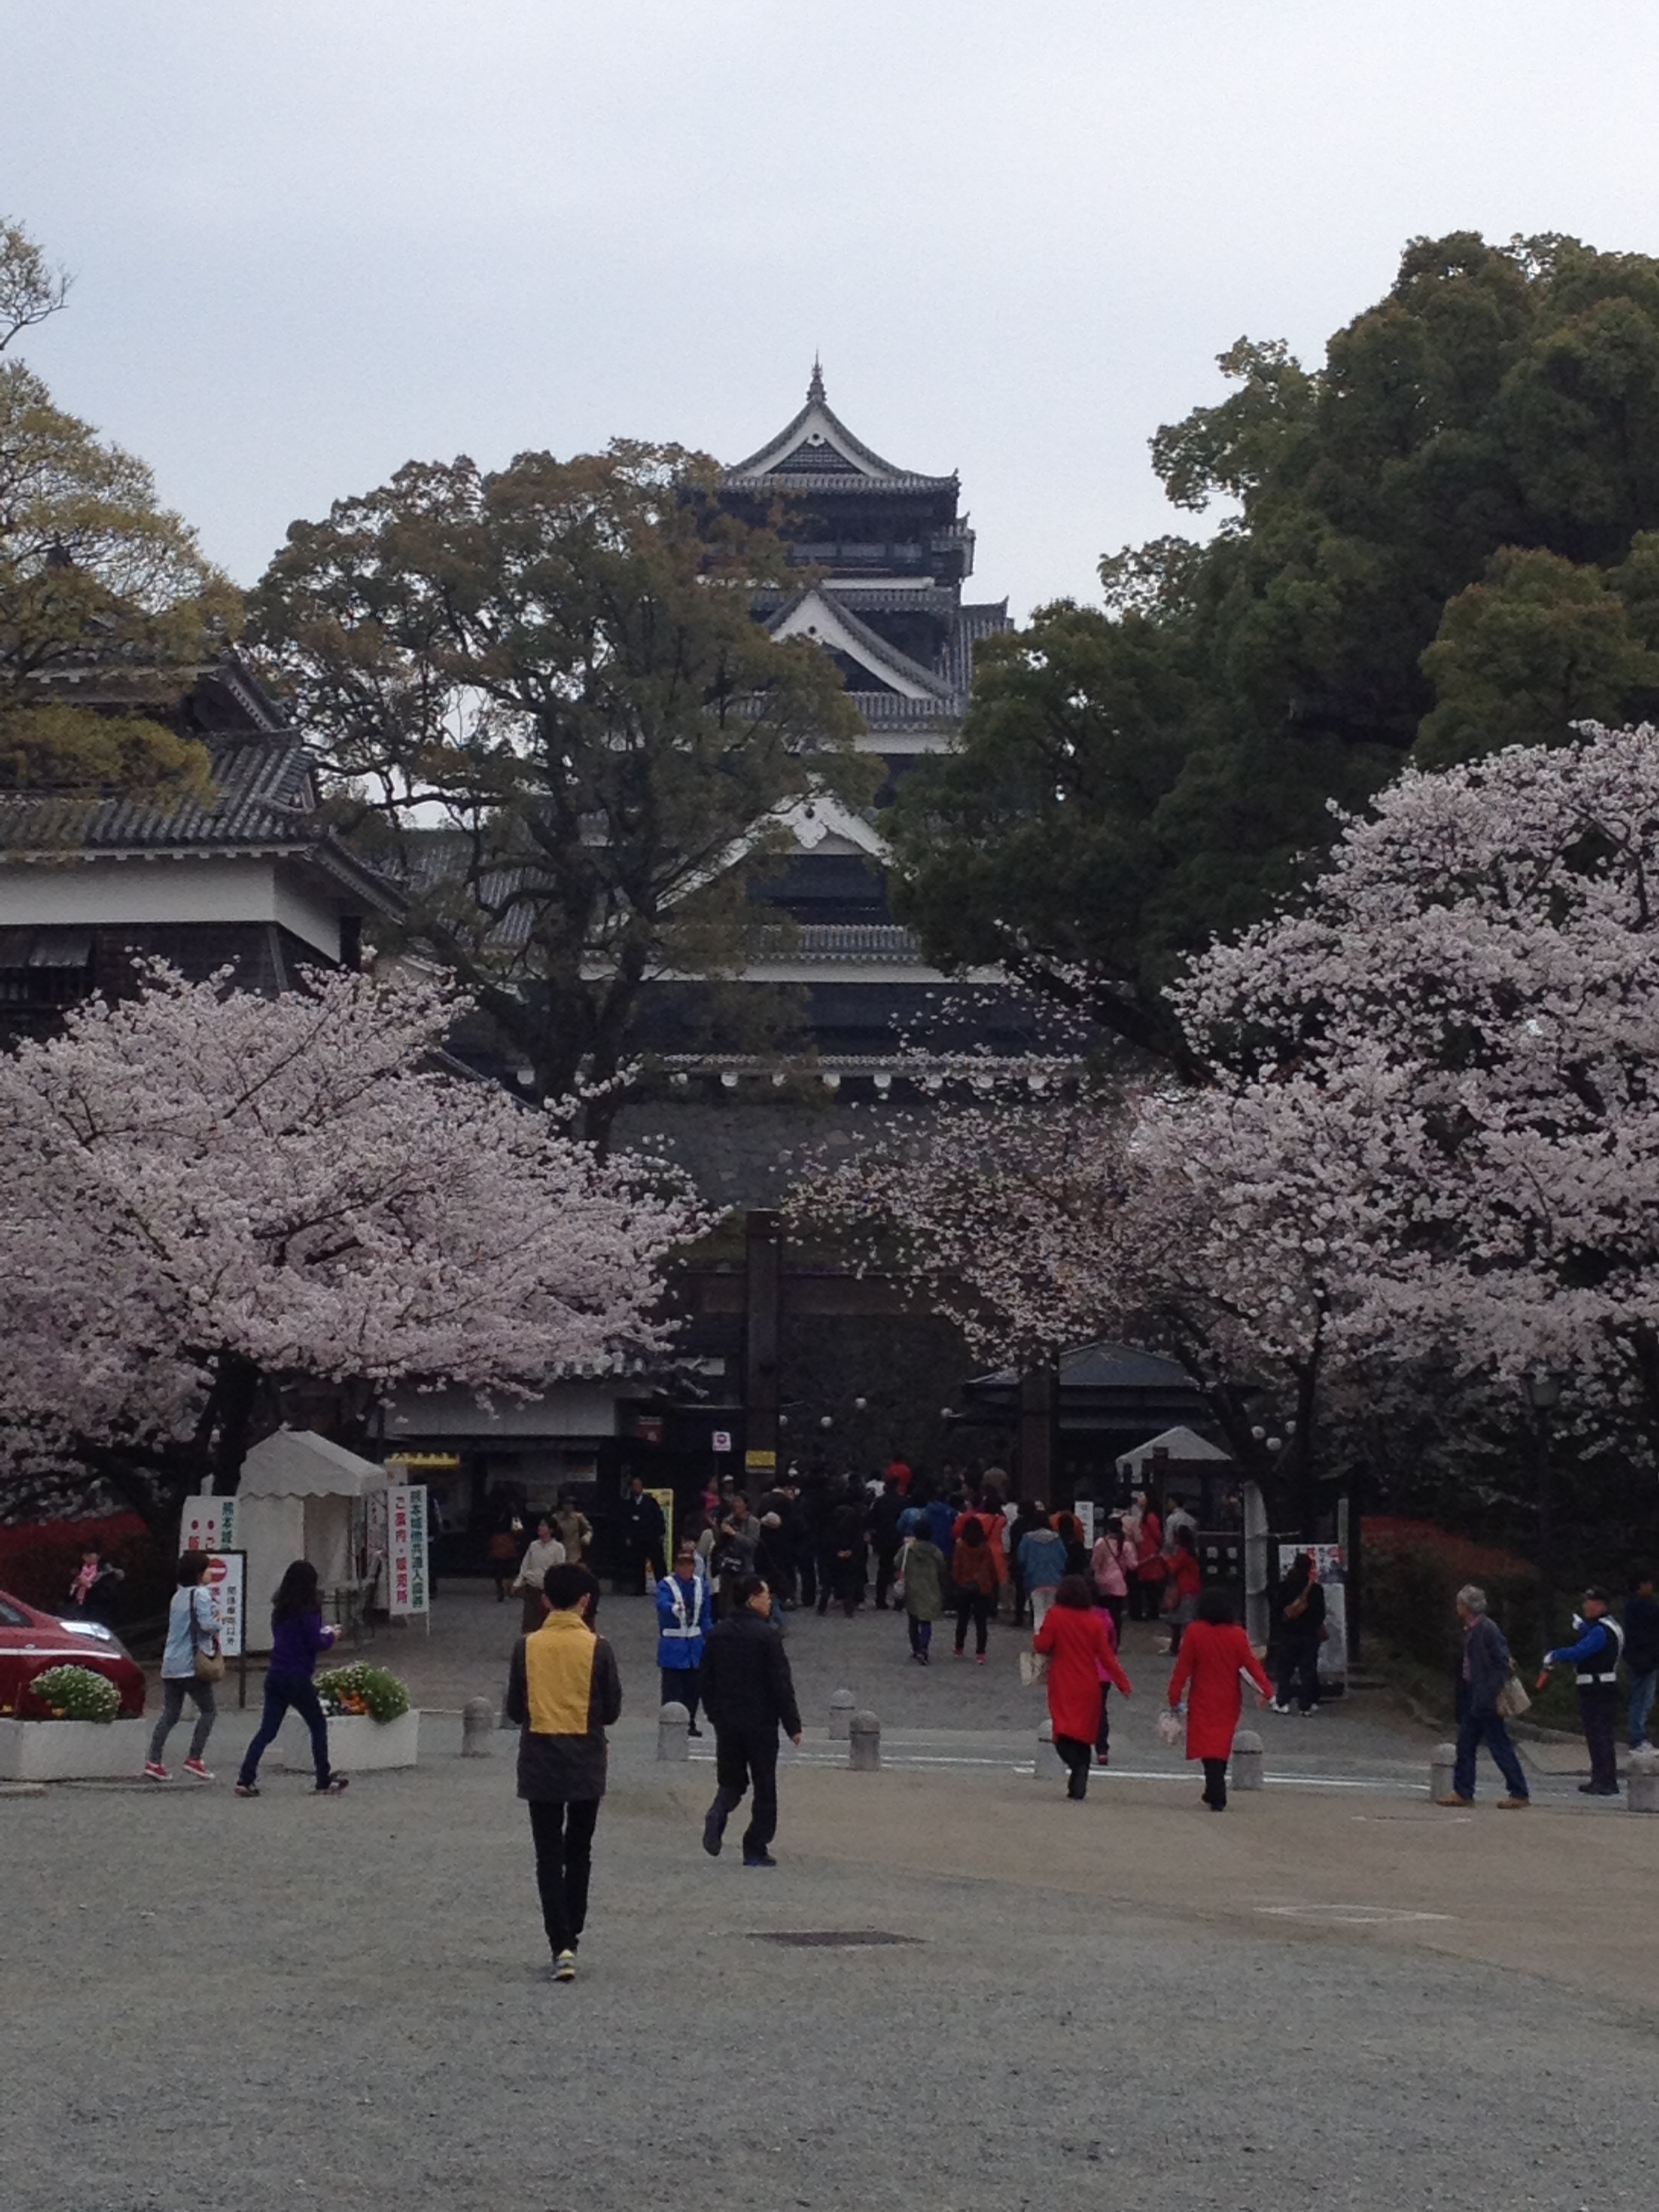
[722,363,957,495]
[0,732,402,917]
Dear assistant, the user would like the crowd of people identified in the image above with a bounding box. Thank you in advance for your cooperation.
[135,1458,1659,1986]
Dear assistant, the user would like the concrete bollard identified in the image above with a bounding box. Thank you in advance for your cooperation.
[657,1700,690,1763]
[461,1697,495,1756]
[1627,1745,1659,1814]
[1429,1741,1459,1801]
[829,1688,856,1742]
[1230,1728,1265,1791]
[1035,1717,1065,1780]
[849,1711,882,1771]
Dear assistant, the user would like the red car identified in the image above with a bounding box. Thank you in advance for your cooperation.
[0,1587,147,1717]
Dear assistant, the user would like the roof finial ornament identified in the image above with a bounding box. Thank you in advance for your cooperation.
[808,353,825,405]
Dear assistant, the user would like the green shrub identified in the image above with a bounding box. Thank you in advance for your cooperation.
[1364,1517,1548,1679]
[315,1662,410,1724]
[27,1665,121,1722]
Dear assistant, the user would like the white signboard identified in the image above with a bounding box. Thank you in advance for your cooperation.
[203,1550,246,1658]
[180,1496,237,1555]
[712,1431,733,1455]
[388,1484,429,1616]
[1277,1541,1348,1684]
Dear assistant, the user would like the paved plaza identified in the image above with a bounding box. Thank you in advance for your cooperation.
[5,1586,1658,2211]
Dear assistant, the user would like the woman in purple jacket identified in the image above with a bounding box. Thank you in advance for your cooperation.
[235,1561,349,1798]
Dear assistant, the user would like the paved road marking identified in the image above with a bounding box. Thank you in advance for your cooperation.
[684,1748,1429,1792]
[1255,1904,1455,1924]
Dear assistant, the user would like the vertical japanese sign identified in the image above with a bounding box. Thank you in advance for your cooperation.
[203,1550,246,1658]
[180,1496,237,1554]
[388,1485,430,1616]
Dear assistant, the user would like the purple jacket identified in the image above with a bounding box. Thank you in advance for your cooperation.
[269,1608,335,1679]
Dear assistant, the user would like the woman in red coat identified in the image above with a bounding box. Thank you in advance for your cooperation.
[1035,1574,1132,1799]
[1167,1586,1271,1811]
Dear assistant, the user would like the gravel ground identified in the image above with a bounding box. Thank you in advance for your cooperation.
[6,1585,1653,2211]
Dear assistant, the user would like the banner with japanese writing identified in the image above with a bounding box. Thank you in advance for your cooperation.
[388,1484,429,1616]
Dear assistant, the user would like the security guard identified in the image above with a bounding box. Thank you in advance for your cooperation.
[1539,1586,1626,1796]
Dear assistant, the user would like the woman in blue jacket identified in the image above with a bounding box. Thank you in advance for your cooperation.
[234,1560,348,1797]
[657,1538,712,1734]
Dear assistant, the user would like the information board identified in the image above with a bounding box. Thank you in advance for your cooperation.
[388,1484,429,1616]
[179,1496,237,1555]
[1276,1540,1347,1684]
[203,1550,246,1658]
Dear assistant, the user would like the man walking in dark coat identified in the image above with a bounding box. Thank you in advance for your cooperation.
[505,1564,623,1981]
[1437,1582,1530,1808]
[699,1572,802,1868]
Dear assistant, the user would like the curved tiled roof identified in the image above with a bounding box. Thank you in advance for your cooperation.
[722,369,956,493]
[0,734,403,915]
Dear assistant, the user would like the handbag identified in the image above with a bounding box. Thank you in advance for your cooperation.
[189,1592,226,1683]
[1495,1673,1531,1719]
[1019,1649,1049,1687]
[1155,1708,1184,1746]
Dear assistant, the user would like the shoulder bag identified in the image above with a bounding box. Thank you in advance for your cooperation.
[1494,1672,1530,1719]
[190,1590,226,1682]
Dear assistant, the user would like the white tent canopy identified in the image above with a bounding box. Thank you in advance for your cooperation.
[235,1430,387,1644]
[1117,1425,1233,1477]
[241,1429,387,1500]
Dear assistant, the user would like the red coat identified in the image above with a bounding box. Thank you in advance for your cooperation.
[1134,1511,1166,1582]
[1036,1603,1132,1742]
[1167,1619,1271,1761]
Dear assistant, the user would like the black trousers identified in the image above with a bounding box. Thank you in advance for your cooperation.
[797,1548,817,1607]
[954,1591,993,1654]
[661,1664,701,1728]
[710,1723,779,1856]
[1055,1732,1092,1799]
[1276,1638,1321,1713]
[1095,1687,1113,1761]
[1130,1577,1163,1621]
[1580,1685,1620,1790]
[1202,1756,1228,1809]
[527,1797,601,1955]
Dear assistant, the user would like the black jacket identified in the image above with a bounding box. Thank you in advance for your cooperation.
[700,1612,801,1739]
[1624,1593,1659,1675]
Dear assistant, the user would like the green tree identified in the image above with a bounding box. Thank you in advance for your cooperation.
[893,232,1659,1071]
[250,442,872,1143]
[0,218,235,802]
[1418,544,1659,765]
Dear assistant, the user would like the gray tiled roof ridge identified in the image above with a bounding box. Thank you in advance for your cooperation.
[722,385,956,490]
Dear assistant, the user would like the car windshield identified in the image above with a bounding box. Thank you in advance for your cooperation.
[0,1597,30,1628]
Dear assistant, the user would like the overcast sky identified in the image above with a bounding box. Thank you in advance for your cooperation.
[8,1,1659,617]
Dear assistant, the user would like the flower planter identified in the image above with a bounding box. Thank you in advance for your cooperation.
[0,1717,151,1782]
[275,1708,419,1774]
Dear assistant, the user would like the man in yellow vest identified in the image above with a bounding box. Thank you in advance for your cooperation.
[506,1563,623,1982]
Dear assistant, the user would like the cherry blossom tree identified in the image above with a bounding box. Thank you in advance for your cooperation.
[0,964,704,1529]
[785,1082,1349,1523]
[792,724,1659,1520]
[1180,722,1659,1446]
